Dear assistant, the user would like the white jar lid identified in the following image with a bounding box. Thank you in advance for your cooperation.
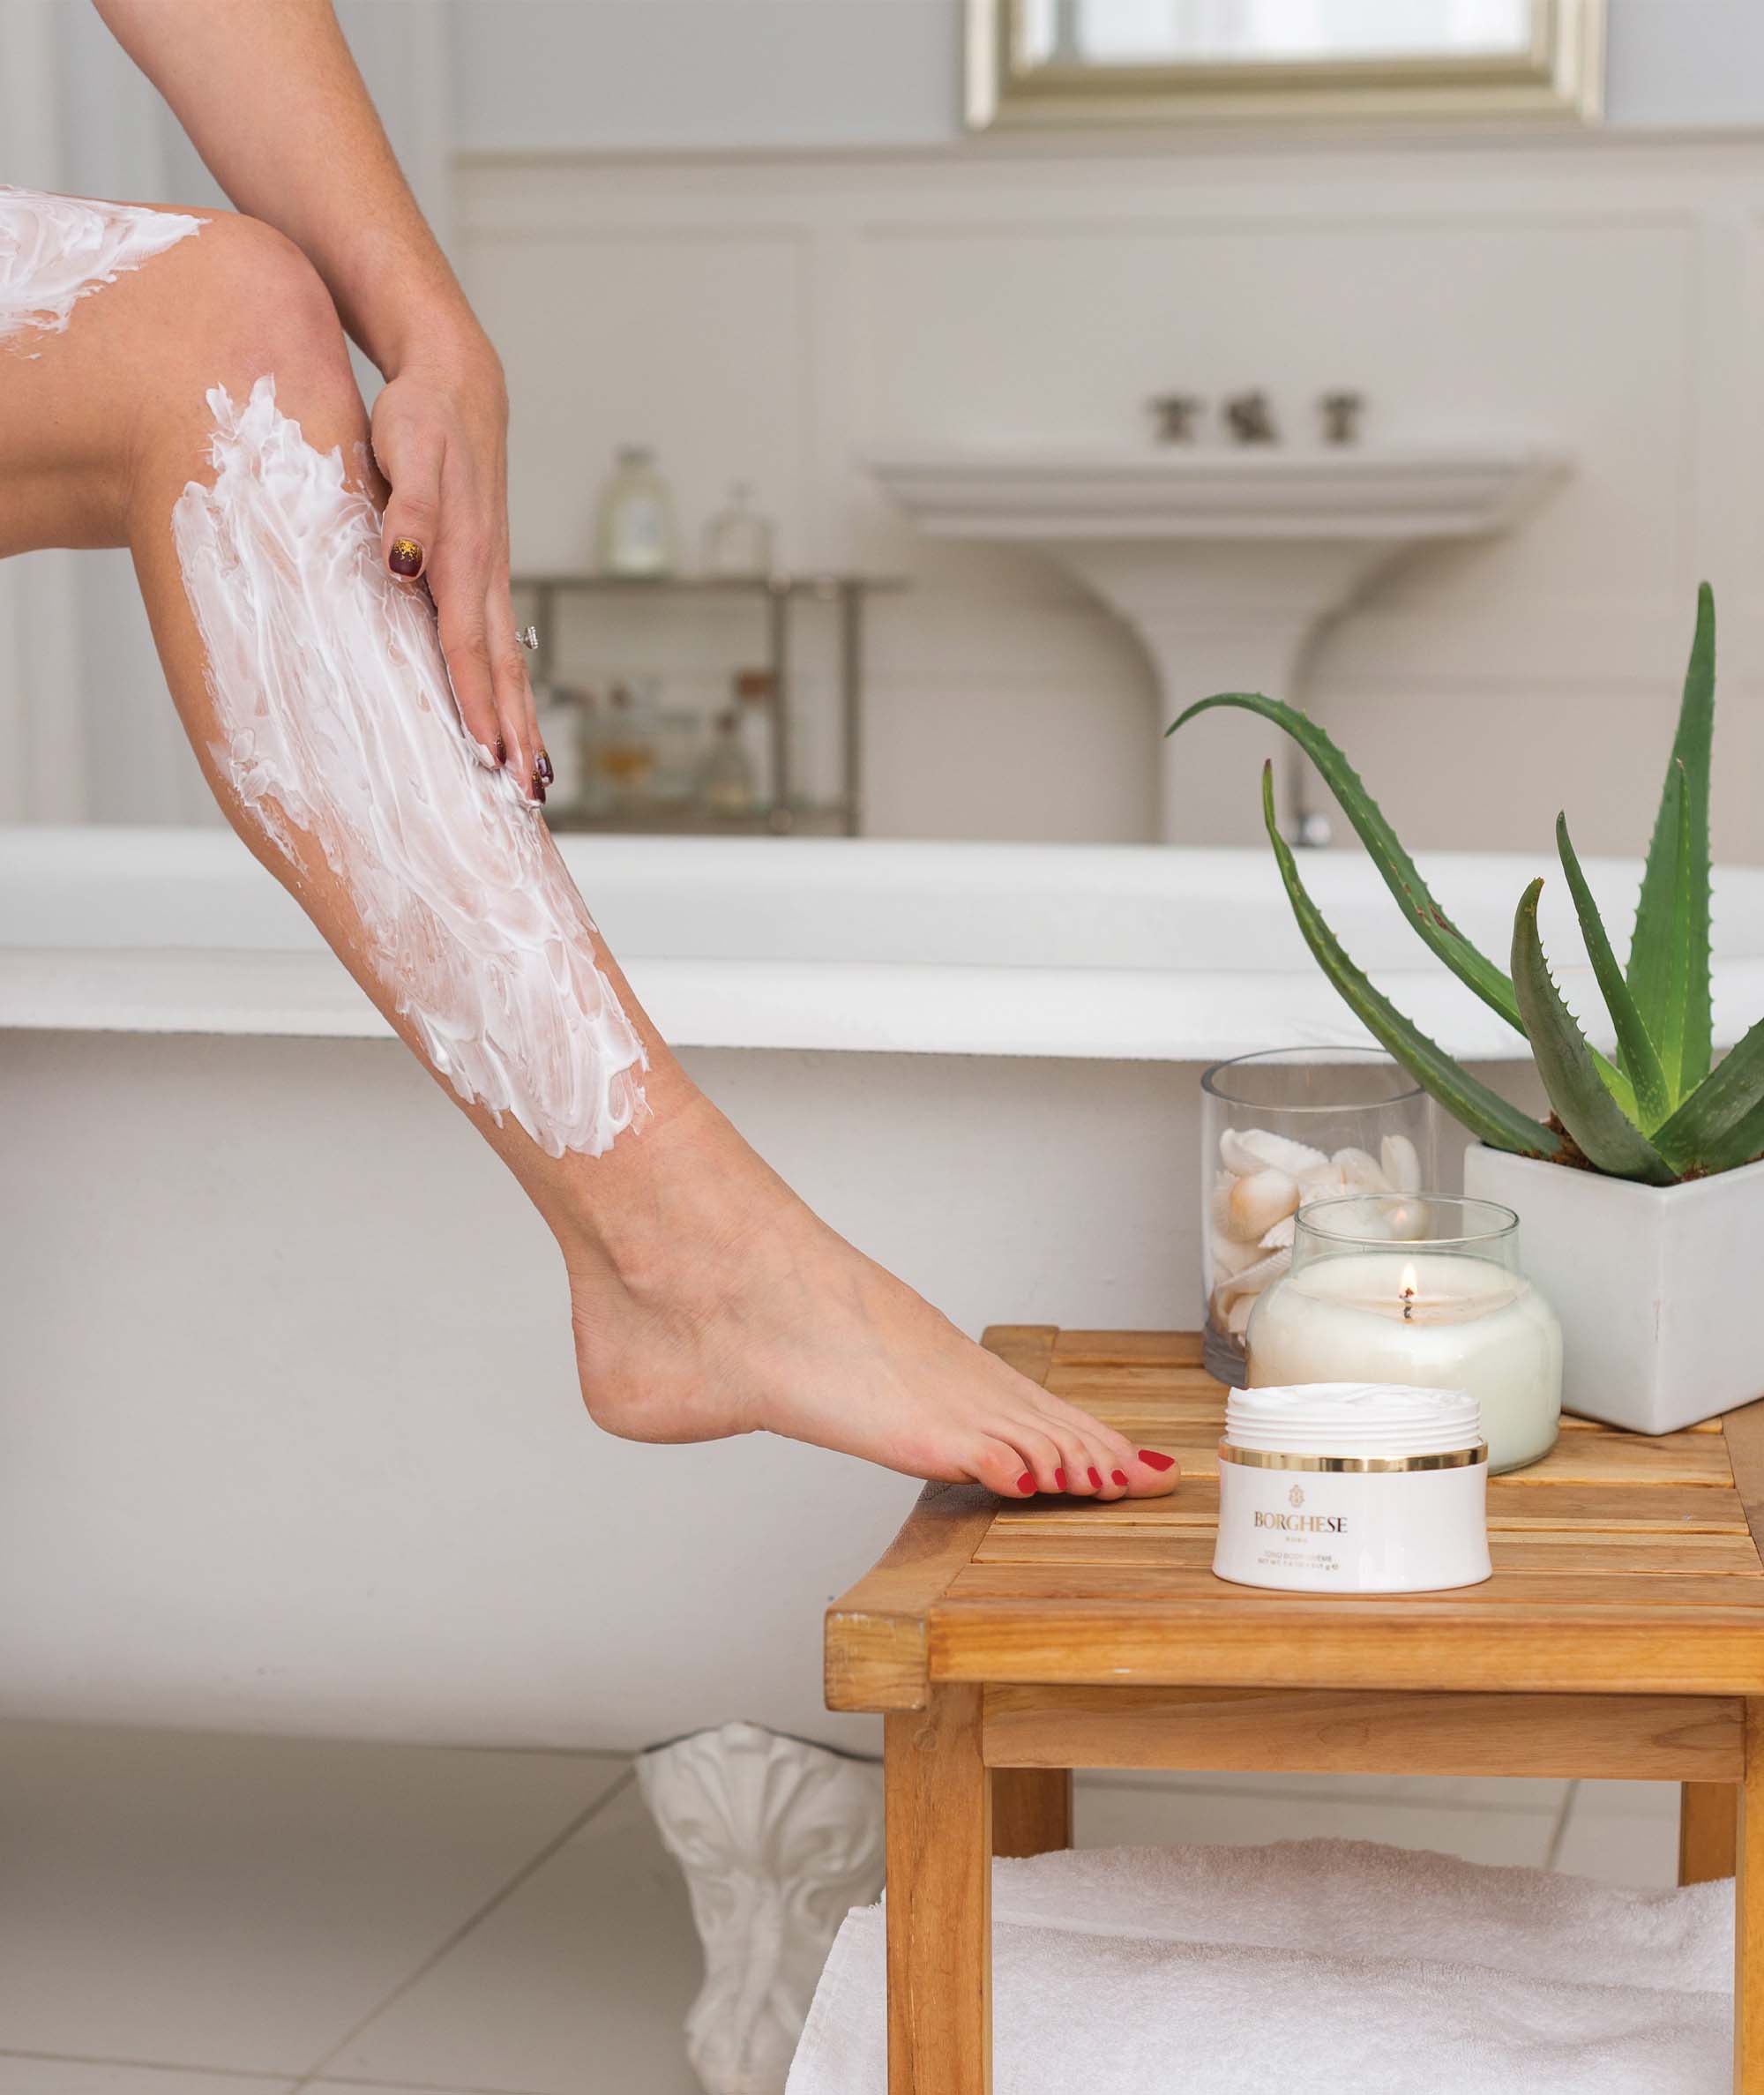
[1227,1381,1482,1458]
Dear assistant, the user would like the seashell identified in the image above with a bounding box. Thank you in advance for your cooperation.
[1218,1245,1290,1307]
[1220,1126,1327,1179]
[1296,1163,1351,1205]
[1226,1291,1256,1337]
[1225,1168,1300,1242]
[1208,1169,1236,1236]
[1210,1229,1266,1279]
[1332,1146,1387,1192]
[1381,1134,1422,1194]
[1259,1214,1296,1252]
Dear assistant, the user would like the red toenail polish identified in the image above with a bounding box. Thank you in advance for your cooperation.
[1138,1448,1176,1472]
[1016,1472,1035,1494]
[1054,1467,1067,1490]
[1087,1467,1102,1489]
[1111,1470,1129,1487]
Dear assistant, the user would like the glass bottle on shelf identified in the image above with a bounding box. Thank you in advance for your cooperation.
[595,446,679,578]
[701,482,775,579]
[597,682,658,804]
[532,682,586,808]
[732,668,776,802]
[699,708,758,819]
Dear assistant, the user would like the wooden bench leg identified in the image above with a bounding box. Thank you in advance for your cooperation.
[991,1767,1073,1859]
[1684,1781,1739,1885]
[886,1685,990,2095]
[1739,1703,1764,2092]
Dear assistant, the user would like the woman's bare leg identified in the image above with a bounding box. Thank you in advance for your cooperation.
[1,201,1177,1503]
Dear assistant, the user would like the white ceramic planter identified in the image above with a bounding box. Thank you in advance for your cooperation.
[1462,1144,1764,1434]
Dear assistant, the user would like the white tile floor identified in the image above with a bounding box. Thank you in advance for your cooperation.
[0,1721,1687,2094]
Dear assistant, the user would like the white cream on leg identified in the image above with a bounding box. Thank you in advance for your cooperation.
[173,376,647,1157]
[0,187,199,347]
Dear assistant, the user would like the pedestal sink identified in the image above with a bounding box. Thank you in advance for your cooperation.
[870,445,1566,844]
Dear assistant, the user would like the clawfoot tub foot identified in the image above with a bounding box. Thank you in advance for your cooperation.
[637,1721,885,2095]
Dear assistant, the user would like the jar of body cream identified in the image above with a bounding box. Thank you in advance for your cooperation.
[1214,1382,1491,1595]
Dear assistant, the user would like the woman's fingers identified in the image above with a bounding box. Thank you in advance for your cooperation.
[430,553,513,782]
[376,427,512,782]
[379,440,438,587]
[485,579,546,800]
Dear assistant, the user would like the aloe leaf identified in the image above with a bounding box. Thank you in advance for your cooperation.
[1555,813,1667,1131]
[1169,691,1524,1035]
[1627,584,1715,1096]
[1512,879,1678,1184]
[1172,688,1630,1098]
[1654,1016,1764,1174]
[1259,767,1563,1160]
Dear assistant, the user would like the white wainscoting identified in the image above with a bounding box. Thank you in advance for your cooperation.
[459,133,1764,857]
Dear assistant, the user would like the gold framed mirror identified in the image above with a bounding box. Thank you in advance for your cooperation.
[967,0,1604,129]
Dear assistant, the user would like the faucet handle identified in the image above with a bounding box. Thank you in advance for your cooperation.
[1319,391,1366,446]
[1222,390,1279,445]
[1147,393,1204,444]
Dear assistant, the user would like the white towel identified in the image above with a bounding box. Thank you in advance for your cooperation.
[787,1838,1733,2095]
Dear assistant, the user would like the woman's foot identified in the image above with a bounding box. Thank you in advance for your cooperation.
[561,1092,1179,1502]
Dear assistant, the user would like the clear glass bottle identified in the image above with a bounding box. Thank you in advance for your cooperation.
[596,682,657,803]
[1200,1047,1436,1388]
[701,482,775,578]
[1246,1193,1563,1476]
[595,446,679,578]
[699,708,757,819]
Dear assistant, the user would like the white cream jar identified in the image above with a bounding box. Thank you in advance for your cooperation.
[1214,1382,1491,1595]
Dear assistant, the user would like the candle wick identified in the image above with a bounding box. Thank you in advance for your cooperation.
[1401,1285,1416,1324]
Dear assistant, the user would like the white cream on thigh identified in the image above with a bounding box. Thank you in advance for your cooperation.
[0,186,199,347]
[173,377,647,1158]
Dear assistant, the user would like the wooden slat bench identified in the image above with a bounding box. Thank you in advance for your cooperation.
[825,1326,1764,2094]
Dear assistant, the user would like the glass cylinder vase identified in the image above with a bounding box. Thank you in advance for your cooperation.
[1200,1048,1435,1388]
[1245,1193,1563,1475]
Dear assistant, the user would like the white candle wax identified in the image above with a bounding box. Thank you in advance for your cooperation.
[1246,1251,1561,1472]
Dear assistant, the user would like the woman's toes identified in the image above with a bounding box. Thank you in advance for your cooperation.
[1125,1449,1181,1498]
[973,1440,1039,1498]
[1002,1426,1063,1496]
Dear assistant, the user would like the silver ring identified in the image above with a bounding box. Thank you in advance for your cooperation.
[518,625,539,652]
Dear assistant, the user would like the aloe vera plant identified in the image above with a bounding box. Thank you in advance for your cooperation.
[1168,585,1764,1184]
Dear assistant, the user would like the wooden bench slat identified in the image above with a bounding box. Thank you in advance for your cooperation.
[973,1529,1764,1575]
[992,1478,1753,1534]
[982,1685,1746,1781]
[927,1598,1764,1696]
[950,1562,1764,1611]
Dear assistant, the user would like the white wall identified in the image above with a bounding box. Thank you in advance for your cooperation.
[8,0,1764,851]
[462,131,1764,857]
[450,0,1764,154]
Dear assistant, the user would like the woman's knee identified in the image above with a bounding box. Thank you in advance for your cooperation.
[127,212,363,516]
[175,213,354,393]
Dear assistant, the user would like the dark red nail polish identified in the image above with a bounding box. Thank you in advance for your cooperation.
[1138,1448,1176,1472]
[535,750,554,787]
[1111,1470,1129,1487]
[388,536,423,578]
[1087,1467,1102,1490]
[1053,1467,1067,1491]
[494,735,507,767]
[1016,1472,1035,1494]
[533,776,547,804]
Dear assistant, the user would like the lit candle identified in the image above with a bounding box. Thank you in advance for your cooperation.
[1247,1245,1561,1473]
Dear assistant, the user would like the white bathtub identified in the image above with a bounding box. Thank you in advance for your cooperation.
[5,826,1763,1752]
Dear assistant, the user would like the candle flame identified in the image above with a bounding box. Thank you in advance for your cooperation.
[1399,1260,1420,1322]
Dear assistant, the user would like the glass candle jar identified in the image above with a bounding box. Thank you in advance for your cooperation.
[1245,1194,1562,1474]
[1200,1049,1436,1388]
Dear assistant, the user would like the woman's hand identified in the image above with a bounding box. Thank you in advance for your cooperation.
[371,325,548,803]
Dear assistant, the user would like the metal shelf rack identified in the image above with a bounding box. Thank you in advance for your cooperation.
[510,572,904,838]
